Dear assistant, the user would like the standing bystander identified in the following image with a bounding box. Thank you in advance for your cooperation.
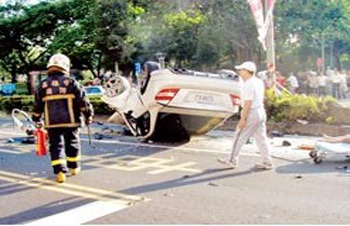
[287,72,299,94]
[317,72,328,97]
[217,61,273,170]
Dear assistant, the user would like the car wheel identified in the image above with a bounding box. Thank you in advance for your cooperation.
[313,156,323,164]
[309,150,318,158]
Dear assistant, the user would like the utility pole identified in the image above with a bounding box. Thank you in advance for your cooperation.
[330,41,333,69]
[321,34,325,73]
[265,5,275,70]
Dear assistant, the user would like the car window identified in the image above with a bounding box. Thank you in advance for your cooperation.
[86,87,101,94]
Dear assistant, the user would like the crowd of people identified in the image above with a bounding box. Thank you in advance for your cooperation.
[275,69,349,99]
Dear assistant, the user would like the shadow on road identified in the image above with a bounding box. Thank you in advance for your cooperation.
[275,158,350,175]
[119,167,262,195]
[0,197,90,224]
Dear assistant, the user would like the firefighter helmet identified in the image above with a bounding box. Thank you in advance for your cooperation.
[47,53,70,73]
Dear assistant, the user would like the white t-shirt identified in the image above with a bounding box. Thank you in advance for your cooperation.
[317,75,327,87]
[340,73,347,85]
[287,75,299,88]
[332,73,341,83]
[241,76,265,109]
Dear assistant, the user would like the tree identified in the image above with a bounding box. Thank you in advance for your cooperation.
[274,0,350,72]
[0,0,93,92]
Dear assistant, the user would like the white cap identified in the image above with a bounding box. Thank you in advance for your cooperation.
[235,61,257,74]
[47,53,70,73]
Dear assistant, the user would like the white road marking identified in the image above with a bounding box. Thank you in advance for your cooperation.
[0,170,146,202]
[0,130,24,136]
[25,200,127,225]
[0,170,148,225]
[0,148,22,154]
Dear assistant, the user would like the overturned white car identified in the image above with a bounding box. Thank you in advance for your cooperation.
[101,67,241,141]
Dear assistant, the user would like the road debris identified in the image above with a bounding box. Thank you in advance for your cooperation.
[295,174,303,179]
[208,182,219,187]
[163,192,174,197]
[271,131,284,137]
[7,137,35,144]
[335,166,348,170]
[282,140,292,146]
[93,133,113,140]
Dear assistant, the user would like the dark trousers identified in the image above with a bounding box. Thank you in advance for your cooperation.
[48,128,81,174]
[318,86,327,96]
[332,83,341,99]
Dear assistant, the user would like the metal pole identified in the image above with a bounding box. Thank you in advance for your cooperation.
[321,34,325,74]
[330,41,333,69]
[266,14,275,70]
[264,0,276,85]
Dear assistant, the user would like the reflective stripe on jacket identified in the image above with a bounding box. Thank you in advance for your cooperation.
[32,72,93,128]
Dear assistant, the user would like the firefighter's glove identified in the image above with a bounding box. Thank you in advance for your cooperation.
[35,122,43,129]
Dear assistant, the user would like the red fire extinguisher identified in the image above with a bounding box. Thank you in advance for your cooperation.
[35,123,47,156]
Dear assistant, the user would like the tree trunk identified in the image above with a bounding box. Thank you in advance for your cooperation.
[17,50,32,94]
[26,73,32,94]
[11,72,17,83]
[334,50,341,70]
[10,65,17,83]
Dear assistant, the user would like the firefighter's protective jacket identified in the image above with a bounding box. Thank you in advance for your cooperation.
[32,72,93,128]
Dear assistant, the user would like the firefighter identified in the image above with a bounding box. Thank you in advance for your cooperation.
[32,53,93,183]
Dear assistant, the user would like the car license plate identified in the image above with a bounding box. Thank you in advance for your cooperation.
[185,93,223,105]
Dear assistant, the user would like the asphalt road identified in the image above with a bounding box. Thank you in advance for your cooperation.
[0,120,349,224]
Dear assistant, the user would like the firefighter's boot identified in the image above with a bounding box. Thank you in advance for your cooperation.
[70,167,81,176]
[56,172,66,183]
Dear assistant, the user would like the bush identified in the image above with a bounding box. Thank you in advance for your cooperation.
[265,89,336,123]
[15,82,29,95]
[89,95,115,115]
[0,96,30,113]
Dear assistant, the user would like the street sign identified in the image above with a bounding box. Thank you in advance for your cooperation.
[135,63,141,75]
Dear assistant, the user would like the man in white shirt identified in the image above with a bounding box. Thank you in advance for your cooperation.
[317,73,328,96]
[339,70,348,99]
[287,72,299,94]
[308,71,318,96]
[218,61,273,170]
[331,69,341,98]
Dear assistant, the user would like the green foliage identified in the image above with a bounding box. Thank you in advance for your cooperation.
[265,89,336,123]
[275,0,350,71]
[1,0,350,81]
[88,95,115,115]
[0,95,33,113]
[15,82,29,95]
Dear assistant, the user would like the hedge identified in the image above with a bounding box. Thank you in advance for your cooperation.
[0,95,115,115]
[265,89,336,124]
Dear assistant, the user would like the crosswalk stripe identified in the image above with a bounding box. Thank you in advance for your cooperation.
[25,200,127,225]
[0,148,22,154]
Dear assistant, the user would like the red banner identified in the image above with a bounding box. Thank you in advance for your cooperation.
[255,0,277,49]
[247,0,266,49]
[266,0,276,10]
